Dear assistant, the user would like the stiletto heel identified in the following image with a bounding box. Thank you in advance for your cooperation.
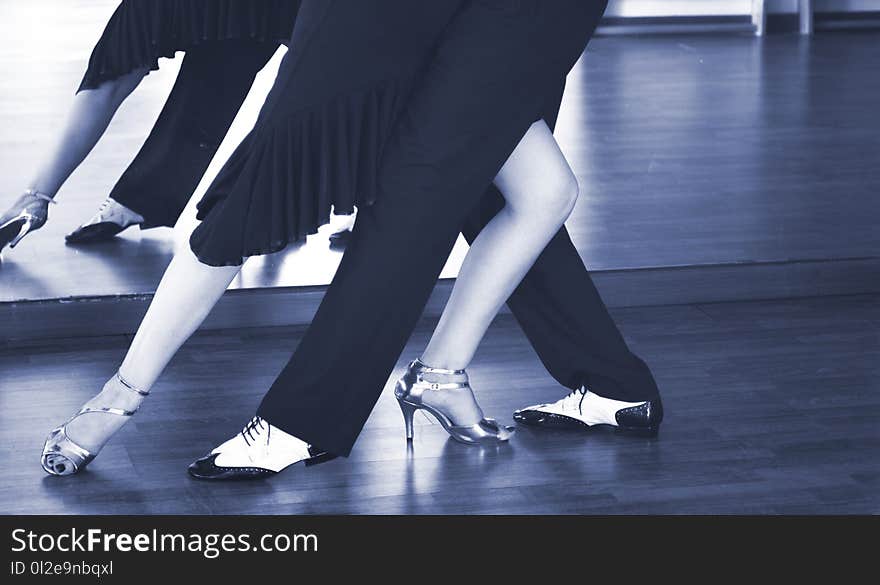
[8,218,34,248]
[0,189,55,252]
[398,400,417,440]
[394,359,514,446]
[41,372,149,476]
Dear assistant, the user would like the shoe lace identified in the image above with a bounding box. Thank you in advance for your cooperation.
[559,386,588,413]
[94,198,116,220]
[240,416,270,446]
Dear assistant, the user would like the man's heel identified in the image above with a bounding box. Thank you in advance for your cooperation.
[617,424,660,437]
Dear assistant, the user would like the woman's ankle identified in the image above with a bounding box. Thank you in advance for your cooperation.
[416,352,468,371]
[414,357,468,383]
[91,372,146,411]
[25,185,57,199]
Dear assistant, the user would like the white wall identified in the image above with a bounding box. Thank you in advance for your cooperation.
[606,0,880,17]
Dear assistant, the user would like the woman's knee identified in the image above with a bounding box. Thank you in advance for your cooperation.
[509,165,579,224]
[496,121,580,223]
[549,167,580,219]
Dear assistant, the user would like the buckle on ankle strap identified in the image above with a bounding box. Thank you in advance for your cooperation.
[416,377,469,391]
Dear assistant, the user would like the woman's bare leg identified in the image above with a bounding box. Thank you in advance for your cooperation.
[28,69,147,197]
[62,245,242,453]
[2,71,148,252]
[418,120,578,423]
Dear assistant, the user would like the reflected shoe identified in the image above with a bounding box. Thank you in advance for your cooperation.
[328,209,356,249]
[41,372,150,476]
[65,197,144,244]
[329,227,352,247]
[394,359,515,445]
[0,189,55,252]
[514,387,663,436]
[188,417,336,481]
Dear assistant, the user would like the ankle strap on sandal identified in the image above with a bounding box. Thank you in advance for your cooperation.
[412,358,466,376]
[115,371,150,396]
[24,188,56,204]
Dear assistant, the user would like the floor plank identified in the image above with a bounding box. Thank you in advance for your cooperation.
[1,294,877,514]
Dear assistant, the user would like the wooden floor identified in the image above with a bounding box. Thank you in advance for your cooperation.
[1,293,877,515]
[1,0,878,303]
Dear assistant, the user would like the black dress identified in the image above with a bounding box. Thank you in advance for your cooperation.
[189,0,466,266]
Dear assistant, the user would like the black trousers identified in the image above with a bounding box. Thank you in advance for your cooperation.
[110,40,278,228]
[258,0,658,456]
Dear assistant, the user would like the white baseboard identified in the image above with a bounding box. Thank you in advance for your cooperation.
[607,0,879,18]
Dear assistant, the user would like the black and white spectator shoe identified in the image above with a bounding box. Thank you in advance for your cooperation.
[514,387,663,436]
[188,417,335,480]
[65,197,143,244]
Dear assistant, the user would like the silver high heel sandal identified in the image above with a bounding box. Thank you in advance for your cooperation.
[41,372,149,476]
[0,189,55,252]
[394,359,514,445]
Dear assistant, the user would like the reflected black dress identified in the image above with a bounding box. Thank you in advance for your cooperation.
[75,0,300,228]
[78,0,299,92]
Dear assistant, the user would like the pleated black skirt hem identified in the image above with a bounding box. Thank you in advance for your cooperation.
[188,75,415,268]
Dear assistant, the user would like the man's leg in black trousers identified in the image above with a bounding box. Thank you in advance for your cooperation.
[257,1,613,456]
[110,41,278,228]
[460,83,658,404]
[465,207,659,402]
[462,195,658,404]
